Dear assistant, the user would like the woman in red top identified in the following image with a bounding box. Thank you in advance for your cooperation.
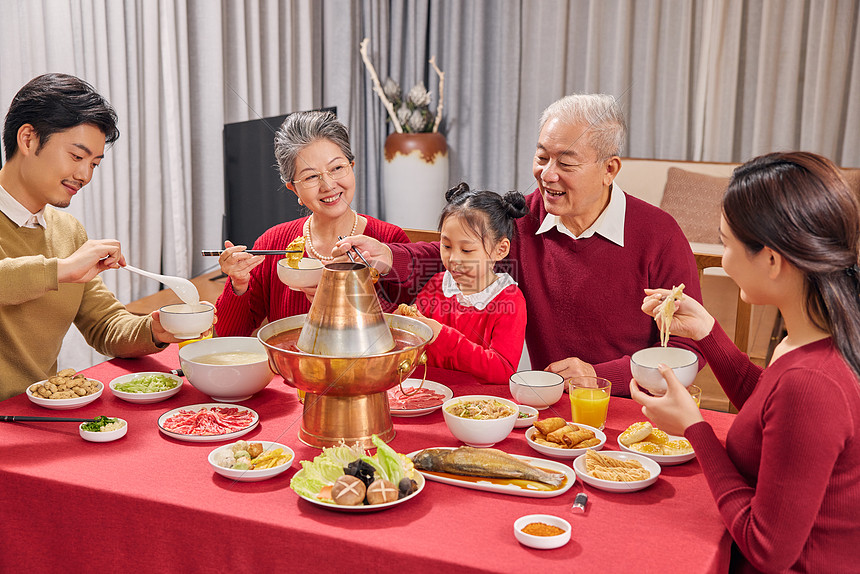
[215,111,408,336]
[632,152,860,573]
[396,183,528,384]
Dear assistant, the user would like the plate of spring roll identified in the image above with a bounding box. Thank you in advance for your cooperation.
[524,417,606,459]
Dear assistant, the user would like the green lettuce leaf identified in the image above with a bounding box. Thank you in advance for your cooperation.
[372,434,404,484]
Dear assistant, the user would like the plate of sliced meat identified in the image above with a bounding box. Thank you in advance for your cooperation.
[388,379,453,417]
[157,403,259,442]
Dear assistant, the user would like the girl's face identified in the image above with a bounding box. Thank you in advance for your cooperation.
[439,214,510,294]
[719,214,771,305]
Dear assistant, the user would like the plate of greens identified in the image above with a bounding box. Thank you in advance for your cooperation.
[109,372,183,404]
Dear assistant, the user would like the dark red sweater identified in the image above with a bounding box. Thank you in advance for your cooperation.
[687,322,860,573]
[417,273,527,384]
[388,189,703,394]
[215,215,409,336]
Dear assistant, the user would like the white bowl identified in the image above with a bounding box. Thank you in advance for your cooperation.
[159,302,215,339]
[179,337,274,402]
[513,514,571,549]
[109,372,183,404]
[79,418,128,442]
[525,423,606,459]
[573,450,661,492]
[509,371,565,410]
[514,405,539,428]
[26,379,103,410]
[208,441,295,482]
[630,347,698,394]
[277,257,324,291]
[441,395,519,447]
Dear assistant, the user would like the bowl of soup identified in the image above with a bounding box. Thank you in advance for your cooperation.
[178,337,274,402]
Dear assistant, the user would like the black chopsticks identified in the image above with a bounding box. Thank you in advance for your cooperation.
[201,250,302,256]
[0,416,98,423]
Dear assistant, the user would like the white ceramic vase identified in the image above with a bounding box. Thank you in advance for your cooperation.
[382,132,449,230]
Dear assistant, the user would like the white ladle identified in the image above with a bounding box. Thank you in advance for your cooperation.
[123,264,200,306]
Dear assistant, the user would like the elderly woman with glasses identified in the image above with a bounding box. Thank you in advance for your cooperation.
[214,110,410,337]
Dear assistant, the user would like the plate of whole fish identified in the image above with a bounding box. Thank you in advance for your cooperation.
[408,446,576,498]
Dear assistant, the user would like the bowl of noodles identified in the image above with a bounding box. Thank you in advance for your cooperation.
[441,395,519,447]
[630,347,698,395]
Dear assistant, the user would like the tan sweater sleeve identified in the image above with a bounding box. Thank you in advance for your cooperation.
[0,255,60,305]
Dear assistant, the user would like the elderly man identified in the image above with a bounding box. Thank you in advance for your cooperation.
[0,73,181,400]
[339,94,703,395]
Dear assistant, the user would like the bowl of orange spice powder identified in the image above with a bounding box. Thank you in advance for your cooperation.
[513,514,571,549]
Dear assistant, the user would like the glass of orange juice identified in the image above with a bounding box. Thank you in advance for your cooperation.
[568,376,611,430]
[688,384,702,408]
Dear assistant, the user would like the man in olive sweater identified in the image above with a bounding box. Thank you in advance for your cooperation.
[0,74,180,400]
[337,94,704,395]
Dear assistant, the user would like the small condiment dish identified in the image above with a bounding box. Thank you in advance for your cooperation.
[513,514,571,549]
[509,371,565,410]
[159,302,215,339]
[277,257,324,291]
[514,405,539,428]
[79,418,128,442]
[109,372,183,404]
[630,347,698,395]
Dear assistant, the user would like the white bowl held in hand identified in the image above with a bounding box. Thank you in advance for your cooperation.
[630,347,698,395]
[509,371,565,410]
[277,257,324,291]
[159,302,215,339]
[179,337,274,402]
[441,395,519,448]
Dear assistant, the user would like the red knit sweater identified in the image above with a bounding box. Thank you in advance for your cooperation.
[215,215,409,336]
[687,322,860,573]
[387,189,703,394]
[417,273,527,384]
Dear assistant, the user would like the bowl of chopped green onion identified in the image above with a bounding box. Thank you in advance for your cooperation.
[80,416,128,442]
[109,372,183,404]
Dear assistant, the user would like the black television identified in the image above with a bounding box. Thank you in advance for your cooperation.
[222,108,336,247]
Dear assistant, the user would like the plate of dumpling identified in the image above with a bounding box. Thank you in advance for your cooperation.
[616,421,696,465]
[525,417,606,459]
[573,449,661,492]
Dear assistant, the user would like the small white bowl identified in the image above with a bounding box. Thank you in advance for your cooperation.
[179,337,274,402]
[509,371,565,410]
[208,441,295,482]
[159,302,215,339]
[441,395,519,448]
[630,347,698,395]
[525,423,606,459]
[277,257,324,291]
[573,450,661,492]
[27,379,103,410]
[109,372,183,404]
[79,418,128,442]
[514,405,539,428]
[513,514,571,549]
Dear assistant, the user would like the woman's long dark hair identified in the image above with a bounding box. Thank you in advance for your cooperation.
[723,151,860,380]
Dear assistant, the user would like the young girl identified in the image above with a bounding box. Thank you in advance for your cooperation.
[397,182,529,384]
[632,152,860,572]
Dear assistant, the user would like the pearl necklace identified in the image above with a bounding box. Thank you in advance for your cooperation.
[304,210,358,261]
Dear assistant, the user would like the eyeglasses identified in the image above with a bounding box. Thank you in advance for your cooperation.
[292,161,354,190]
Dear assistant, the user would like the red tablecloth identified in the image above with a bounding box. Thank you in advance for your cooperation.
[0,347,734,573]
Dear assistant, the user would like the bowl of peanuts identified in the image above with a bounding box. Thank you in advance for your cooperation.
[26,369,103,410]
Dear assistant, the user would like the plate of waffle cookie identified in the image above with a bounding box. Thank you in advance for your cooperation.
[573,449,661,492]
[617,421,696,466]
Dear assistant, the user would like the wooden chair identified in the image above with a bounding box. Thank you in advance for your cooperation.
[403,227,441,243]
[692,246,752,354]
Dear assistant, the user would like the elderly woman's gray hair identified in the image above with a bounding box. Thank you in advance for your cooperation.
[274,110,355,184]
[539,94,627,160]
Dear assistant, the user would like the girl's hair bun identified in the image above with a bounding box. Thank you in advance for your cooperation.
[502,191,529,219]
[445,182,472,203]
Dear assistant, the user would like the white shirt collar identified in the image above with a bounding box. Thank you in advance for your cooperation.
[441,271,516,310]
[0,183,47,228]
[535,183,626,246]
